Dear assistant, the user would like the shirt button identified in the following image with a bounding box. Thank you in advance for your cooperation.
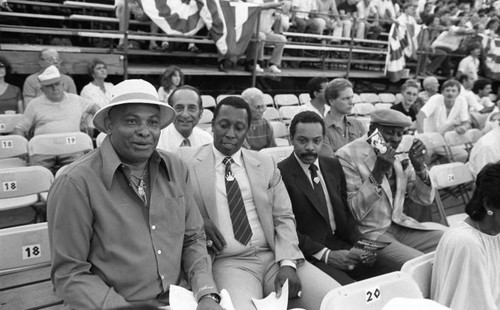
[151,225,156,230]
[157,250,162,255]
[160,275,165,280]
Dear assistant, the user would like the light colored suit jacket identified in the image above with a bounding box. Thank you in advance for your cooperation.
[336,135,436,239]
[180,144,304,264]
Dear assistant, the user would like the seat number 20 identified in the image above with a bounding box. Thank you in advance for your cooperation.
[366,287,381,303]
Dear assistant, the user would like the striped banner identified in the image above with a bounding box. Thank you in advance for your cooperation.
[385,23,414,82]
[142,0,260,57]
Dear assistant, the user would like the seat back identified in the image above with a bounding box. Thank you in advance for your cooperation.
[263,107,281,122]
[378,93,396,104]
[443,130,471,147]
[270,121,289,139]
[262,93,275,107]
[351,103,375,116]
[201,95,216,110]
[0,135,29,168]
[0,223,51,275]
[28,132,93,156]
[279,106,301,124]
[96,132,107,147]
[0,114,23,134]
[197,109,214,130]
[466,128,482,144]
[320,272,423,310]
[0,166,54,199]
[299,93,311,105]
[415,132,447,150]
[259,146,293,163]
[274,94,299,108]
[216,94,241,104]
[359,93,380,104]
[352,93,362,103]
[374,103,393,110]
[401,252,435,298]
[429,162,475,189]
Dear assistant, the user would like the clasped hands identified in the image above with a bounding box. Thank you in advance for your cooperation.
[326,248,377,271]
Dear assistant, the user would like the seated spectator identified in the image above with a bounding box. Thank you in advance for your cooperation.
[359,0,384,40]
[336,109,444,269]
[418,76,440,104]
[465,78,496,128]
[157,66,184,103]
[468,117,500,177]
[80,59,114,136]
[0,55,22,113]
[322,78,366,156]
[416,79,470,162]
[300,76,330,117]
[336,0,364,39]
[291,0,326,35]
[316,0,344,39]
[482,105,500,134]
[457,42,481,81]
[23,48,77,107]
[417,15,443,75]
[182,96,341,310]
[420,2,435,24]
[241,87,276,150]
[431,162,500,310]
[471,78,495,113]
[245,0,286,73]
[14,66,99,173]
[397,2,419,53]
[47,79,223,309]
[278,111,397,285]
[157,85,212,152]
[391,79,421,122]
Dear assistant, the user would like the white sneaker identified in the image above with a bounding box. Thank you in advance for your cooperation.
[255,64,264,73]
[269,64,281,73]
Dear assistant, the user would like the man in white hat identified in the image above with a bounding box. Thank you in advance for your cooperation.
[336,109,444,270]
[47,79,223,309]
[14,65,99,173]
[22,48,77,107]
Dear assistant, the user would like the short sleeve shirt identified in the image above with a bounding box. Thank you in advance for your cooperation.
[420,94,470,133]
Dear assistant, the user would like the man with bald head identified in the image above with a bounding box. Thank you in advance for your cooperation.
[23,48,77,107]
[47,79,222,309]
[336,109,444,268]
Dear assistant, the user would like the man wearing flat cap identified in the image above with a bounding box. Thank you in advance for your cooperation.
[14,65,99,173]
[336,109,445,269]
[47,79,223,310]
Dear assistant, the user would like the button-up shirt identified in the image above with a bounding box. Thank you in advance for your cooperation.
[323,114,367,156]
[47,137,217,309]
[157,124,213,153]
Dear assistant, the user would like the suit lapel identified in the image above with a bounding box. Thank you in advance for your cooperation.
[363,147,394,206]
[194,146,219,225]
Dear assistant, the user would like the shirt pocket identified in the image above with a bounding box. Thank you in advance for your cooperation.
[164,196,186,236]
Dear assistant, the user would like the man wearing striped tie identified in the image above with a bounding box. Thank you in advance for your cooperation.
[181,96,340,310]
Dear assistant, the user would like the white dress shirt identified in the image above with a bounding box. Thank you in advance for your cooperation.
[157,124,213,152]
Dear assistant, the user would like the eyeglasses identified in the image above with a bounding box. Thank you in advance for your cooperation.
[254,105,267,111]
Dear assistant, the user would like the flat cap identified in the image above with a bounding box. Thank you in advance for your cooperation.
[370,109,412,128]
[38,65,61,86]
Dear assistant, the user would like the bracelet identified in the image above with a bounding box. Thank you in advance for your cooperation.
[199,293,221,304]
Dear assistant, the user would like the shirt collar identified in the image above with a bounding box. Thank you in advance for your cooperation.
[293,152,320,175]
[212,144,243,167]
[101,136,166,189]
[324,113,350,129]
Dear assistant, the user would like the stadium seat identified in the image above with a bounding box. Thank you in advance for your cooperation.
[415,132,450,164]
[320,272,423,310]
[429,162,475,226]
[216,94,241,104]
[378,93,396,104]
[263,107,281,122]
[28,132,94,158]
[201,95,216,110]
[359,93,380,104]
[466,128,482,144]
[197,109,214,130]
[401,252,435,299]
[352,93,362,104]
[262,93,274,107]
[0,166,54,212]
[259,145,293,163]
[351,103,375,116]
[0,114,23,135]
[374,103,393,110]
[0,135,29,168]
[299,93,311,105]
[395,93,403,103]
[274,94,299,108]
[279,106,301,125]
[270,121,289,146]
[96,132,107,147]
[0,223,51,275]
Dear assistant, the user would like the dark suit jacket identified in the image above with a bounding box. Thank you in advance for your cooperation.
[278,154,362,259]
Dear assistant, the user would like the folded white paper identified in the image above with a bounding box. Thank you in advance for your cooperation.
[169,285,235,310]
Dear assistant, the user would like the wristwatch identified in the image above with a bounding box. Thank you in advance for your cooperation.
[199,293,221,304]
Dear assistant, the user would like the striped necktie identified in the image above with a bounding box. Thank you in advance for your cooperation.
[223,156,253,245]
[180,138,191,147]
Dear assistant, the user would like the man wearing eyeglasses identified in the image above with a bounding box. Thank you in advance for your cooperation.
[22,48,77,107]
[336,109,444,270]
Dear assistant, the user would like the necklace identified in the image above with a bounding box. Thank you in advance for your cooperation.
[130,165,148,204]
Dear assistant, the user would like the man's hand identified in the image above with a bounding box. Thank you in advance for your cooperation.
[197,297,223,310]
[326,250,363,270]
[408,138,427,172]
[372,145,396,183]
[203,219,226,253]
[274,266,301,299]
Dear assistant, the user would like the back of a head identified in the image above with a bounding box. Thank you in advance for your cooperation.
[307,76,328,99]
[465,162,500,220]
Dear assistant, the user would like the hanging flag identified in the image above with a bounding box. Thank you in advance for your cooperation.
[385,23,412,82]
[141,0,261,57]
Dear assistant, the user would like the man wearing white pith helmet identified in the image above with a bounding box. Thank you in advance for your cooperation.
[47,79,223,309]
